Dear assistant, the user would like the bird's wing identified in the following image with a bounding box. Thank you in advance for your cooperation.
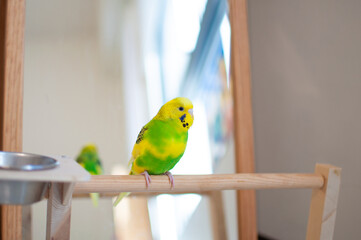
[128,125,149,168]
[136,126,148,144]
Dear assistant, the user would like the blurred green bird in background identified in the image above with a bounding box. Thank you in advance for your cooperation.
[76,144,103,207]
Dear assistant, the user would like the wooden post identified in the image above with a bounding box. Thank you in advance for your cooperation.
[208,191,228,240]
[306,164,341,240]
[46,183,75,240]
[229,0,257,239]
[0,0,26,239]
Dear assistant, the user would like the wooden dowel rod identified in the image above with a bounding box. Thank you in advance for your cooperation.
[73,173,324,194]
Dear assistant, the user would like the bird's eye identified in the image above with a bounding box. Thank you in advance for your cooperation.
[179,107,184,111]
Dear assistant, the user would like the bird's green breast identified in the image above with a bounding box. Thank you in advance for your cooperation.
[76,153,102,175]
[134,119,188,174]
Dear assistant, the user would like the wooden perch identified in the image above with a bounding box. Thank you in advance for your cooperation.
[73,173,324,194]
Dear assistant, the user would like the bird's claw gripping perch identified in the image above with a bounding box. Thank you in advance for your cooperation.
[140,171,174,189]
[164,171,174,189]
[141,171,152,188]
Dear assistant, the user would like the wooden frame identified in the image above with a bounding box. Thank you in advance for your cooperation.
[229,0,257,239]
[0,0,26,239]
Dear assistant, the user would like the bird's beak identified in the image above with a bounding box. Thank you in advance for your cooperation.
[188,108,194,118]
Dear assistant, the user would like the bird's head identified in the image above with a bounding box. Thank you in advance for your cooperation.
[81,144,98,154]
[154,97,194,130]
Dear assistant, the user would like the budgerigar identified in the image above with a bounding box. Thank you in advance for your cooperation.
[76,144,103,207]
[113,97,194,206]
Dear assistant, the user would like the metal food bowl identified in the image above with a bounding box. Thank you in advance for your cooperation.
[0,151,59,205]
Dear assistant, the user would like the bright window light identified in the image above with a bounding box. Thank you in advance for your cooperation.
[153,193,202,240]
[144,52,164,117]
[173,194,202,236]
[172,100,213,174]
[220,14,231,88]
[157,194,178,240]
[170,0,207,53]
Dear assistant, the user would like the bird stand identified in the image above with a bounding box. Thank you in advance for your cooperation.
[73,163,341,240]
[0,155,90,240]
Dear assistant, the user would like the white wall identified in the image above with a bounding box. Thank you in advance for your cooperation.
[23,1,127,239]
[248,0,361,239]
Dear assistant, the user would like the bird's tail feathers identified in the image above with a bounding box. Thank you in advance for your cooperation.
[90,193,99,207]
[113,192,130,207]
[127,156,135,168]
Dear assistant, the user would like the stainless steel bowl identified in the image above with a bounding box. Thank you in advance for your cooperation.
[0,151,59,205]
[0,151,59,171]
[0,180,49,205]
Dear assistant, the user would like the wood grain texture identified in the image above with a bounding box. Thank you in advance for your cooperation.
[0,206,22,240]
[306,164,341,240]
[62,183,75,205]
[0,0,26,239]
[209,191,228,240]
[46,183,74,240]
[0,0,25,152]
[73,173,324,194]
[229,0,257,239]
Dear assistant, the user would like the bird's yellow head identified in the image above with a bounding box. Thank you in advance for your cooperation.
[154,97,194,130]
[81,144,98,154]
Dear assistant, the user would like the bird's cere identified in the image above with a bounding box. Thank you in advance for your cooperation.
[188,108,194,118]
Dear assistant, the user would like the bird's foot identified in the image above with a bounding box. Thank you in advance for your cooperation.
[164,171,174,189]
[141,171,152,188]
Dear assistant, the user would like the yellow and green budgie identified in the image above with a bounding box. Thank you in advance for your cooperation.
[113,97,194,206]
[76,144,103,207]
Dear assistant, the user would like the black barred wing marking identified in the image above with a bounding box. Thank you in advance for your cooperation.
[136,126,148,144]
